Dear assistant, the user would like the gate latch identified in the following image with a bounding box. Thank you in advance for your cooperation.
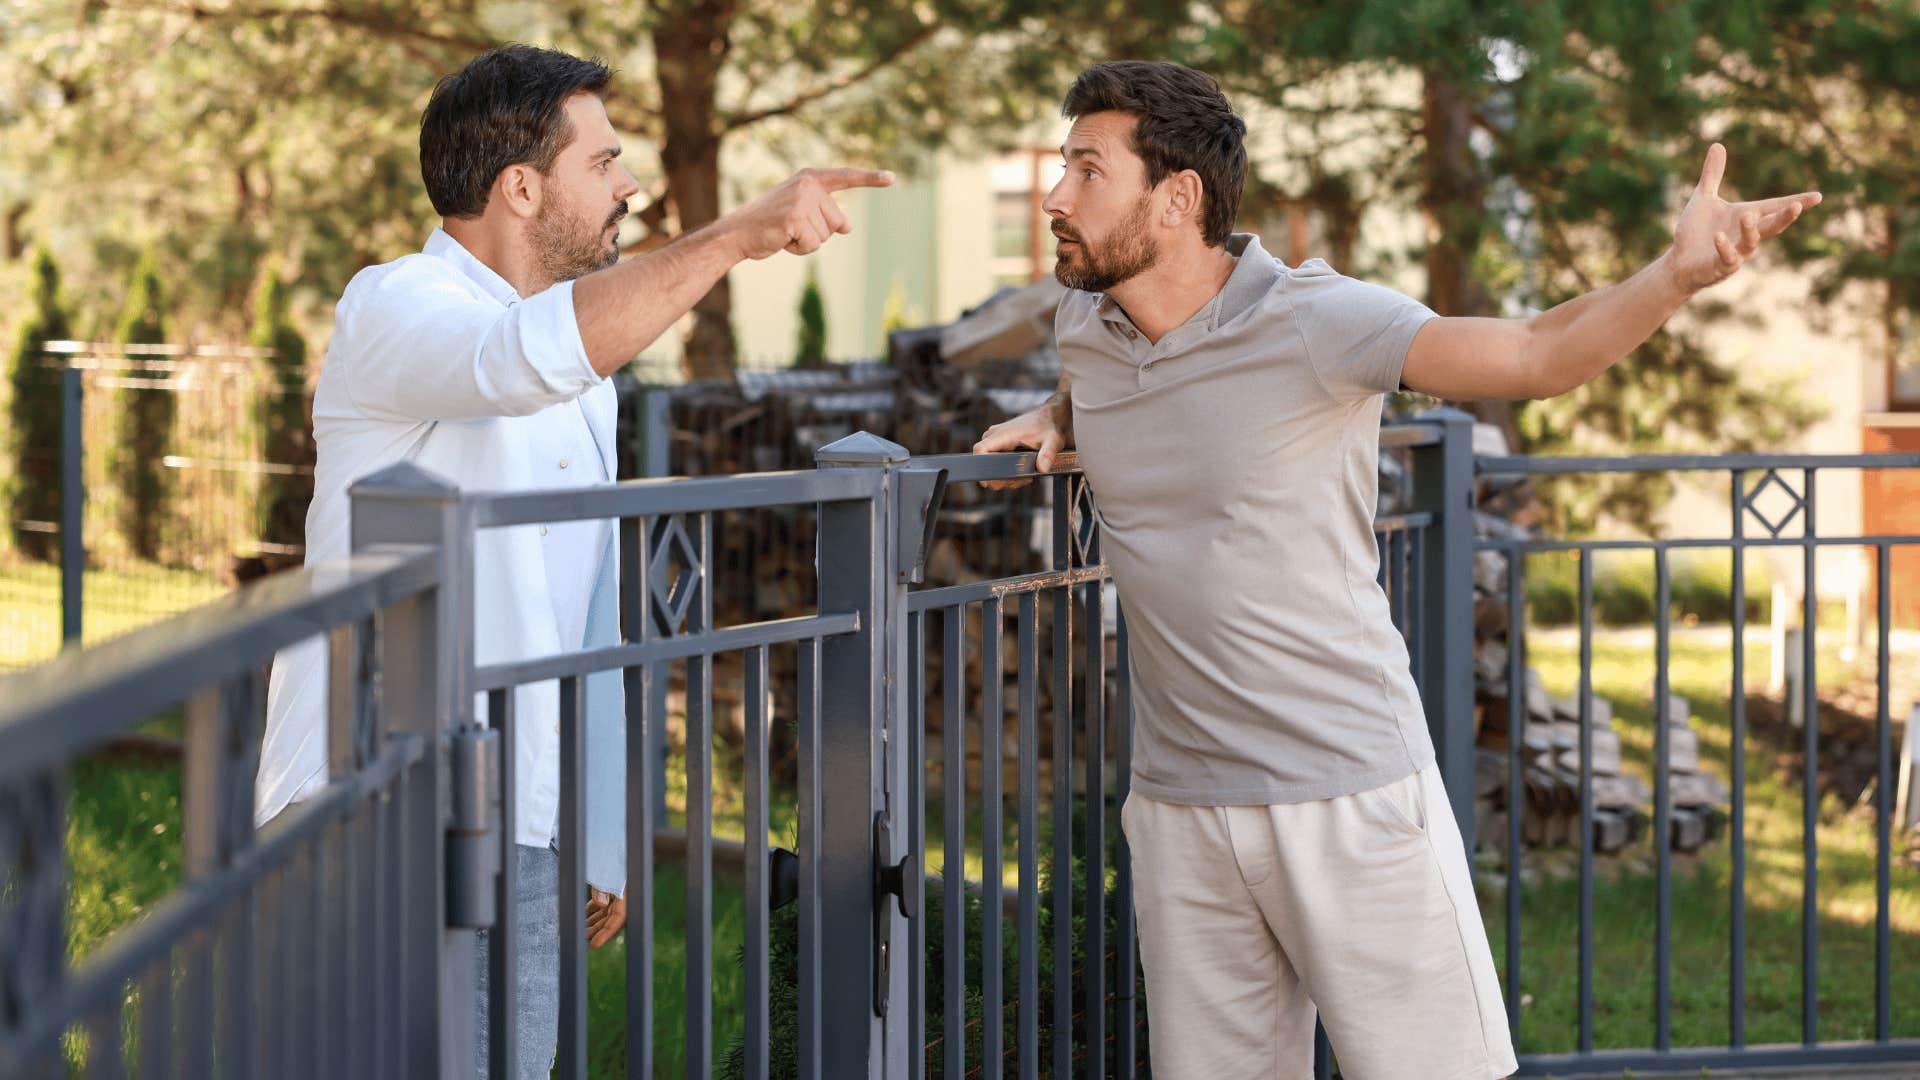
[873,812,917,1016]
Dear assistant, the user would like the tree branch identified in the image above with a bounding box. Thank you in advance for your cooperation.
[100,0,499,57]
[719,20,939,132]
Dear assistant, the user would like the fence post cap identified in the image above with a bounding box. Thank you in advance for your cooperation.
[815,430,910,466]
[349,461,460,501]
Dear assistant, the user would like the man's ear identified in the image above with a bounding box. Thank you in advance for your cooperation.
[496,163,544,221]
[1162,169,1206,232]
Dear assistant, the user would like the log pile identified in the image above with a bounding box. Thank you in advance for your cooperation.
[1467,427,1731,858]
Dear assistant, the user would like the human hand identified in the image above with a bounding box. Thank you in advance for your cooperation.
[728,167,895,260]
[972,399,1071,491]
[1664,143,1821,294]
[587,887,625,950]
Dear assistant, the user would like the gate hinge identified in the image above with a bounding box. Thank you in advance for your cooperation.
[446,726,501,929]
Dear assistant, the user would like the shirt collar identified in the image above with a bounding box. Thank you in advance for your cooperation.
[1091,231,1282,333]
[424,227,523,307]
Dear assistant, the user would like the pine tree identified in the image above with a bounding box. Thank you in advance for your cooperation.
[795,266,827,367]
[5,248,72,560]
[113,251,173,562]
[249,262,310,562]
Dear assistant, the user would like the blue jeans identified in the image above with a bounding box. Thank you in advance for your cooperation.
[476,844,560,1079]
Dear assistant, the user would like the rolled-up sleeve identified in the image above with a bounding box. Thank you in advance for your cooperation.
[339,258,602,423]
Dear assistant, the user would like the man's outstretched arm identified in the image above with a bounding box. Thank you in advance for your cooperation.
[574,167,894,376]
[1399,144,1821,402]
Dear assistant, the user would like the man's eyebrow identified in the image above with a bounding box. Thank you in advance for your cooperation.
[593,145,622,161]
[1061,145,1103,162]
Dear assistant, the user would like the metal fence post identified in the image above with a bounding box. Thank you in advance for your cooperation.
[60,365,83,647]
[349,462,470,1079]
[815,431,914,1079]
[1411,407,1477,852]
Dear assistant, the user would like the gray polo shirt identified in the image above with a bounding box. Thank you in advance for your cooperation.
[1060,232,1439,805]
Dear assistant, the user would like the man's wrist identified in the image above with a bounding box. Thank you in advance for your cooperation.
[1653,246,1696,303]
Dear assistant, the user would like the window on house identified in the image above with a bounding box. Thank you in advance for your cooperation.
[989,150,1064,289]
[1891,305,1920,410]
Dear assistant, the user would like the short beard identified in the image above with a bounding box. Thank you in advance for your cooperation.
[1053,194,1159,293]
[532,194,623,284]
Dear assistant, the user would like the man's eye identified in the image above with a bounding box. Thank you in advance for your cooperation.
[1083,169,1097,181]
[597,160,611,172]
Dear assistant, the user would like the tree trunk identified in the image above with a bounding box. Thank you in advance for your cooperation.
[1420,71,1519,447]
[654,0,739,382]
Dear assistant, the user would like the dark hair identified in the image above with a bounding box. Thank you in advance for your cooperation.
[420,45,613,219]
[1062,61,1247,247]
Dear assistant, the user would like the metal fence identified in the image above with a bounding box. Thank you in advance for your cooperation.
[1482,450,1920,1075]
[5,410,1916,1078]
[0,342,312,669]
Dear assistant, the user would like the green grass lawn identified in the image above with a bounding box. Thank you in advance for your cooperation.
[0,555,222,668]
[54,625,1919,1075]
[1499,628,1920,1055]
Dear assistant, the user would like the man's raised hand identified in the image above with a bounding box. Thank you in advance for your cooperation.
[1666,143,1821,294]
[730,167,895,261]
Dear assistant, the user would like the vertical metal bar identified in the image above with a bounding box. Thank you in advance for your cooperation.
[1578,548,1595,1055]
[943,603,967,1080]
[1655,548,1672,1052]
[369,777,389,1079]
[797,638,823,1080]
[621,514,652,1080]
[139,957,171,1080]
[1082,578,1105,1080]
[488,689,519,1080]
[557,677,588,1080]
[687,510,715,1079]
[746,645,771,1080]
[687,661,715,1077]
[1801,468,1819,1046]
[908,612,928,1080]
[1874,542,1892,1043]
[981,600,1005,1078]
[358,795,377,1077]
[1729,474,1748,1049]
[1413,409,1477,849]
[60,365,83,646]
[1016,594,1040,1080]
[83,1004,123,1080]
[1050,585,1073,1074]
[1313,1023,1332,1080]
[1114,605,1137,1080]
[1504,543,1524,1039]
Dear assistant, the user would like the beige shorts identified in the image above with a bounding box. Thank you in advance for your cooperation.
[1121,764,1517,1080]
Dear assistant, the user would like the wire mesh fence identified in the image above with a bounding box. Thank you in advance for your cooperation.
[1,341,312,668]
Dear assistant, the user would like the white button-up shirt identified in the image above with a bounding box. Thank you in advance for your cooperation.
[256,228,626,890]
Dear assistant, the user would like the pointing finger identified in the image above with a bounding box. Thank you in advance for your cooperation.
[1697,142,1727,199]
[812,167,897,192]
[1744,191,1822,215]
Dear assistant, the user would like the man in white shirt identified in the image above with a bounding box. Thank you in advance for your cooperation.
[252,44,892,1077]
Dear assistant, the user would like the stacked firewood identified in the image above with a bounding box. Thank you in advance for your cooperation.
[1467,428,1730,858]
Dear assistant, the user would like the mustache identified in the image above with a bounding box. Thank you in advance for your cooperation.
[606,201,629,228]
[1051,223,1081,243]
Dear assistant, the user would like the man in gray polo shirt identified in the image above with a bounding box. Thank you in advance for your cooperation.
[974,61,1818,1079]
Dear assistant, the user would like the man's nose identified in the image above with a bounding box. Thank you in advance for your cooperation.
[1040,178,1069,220]
[615,165,641,202]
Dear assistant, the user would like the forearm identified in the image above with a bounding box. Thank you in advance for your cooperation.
[573,218,747,376]
[1522,249,1692,397]
[1046,371,1073,442]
